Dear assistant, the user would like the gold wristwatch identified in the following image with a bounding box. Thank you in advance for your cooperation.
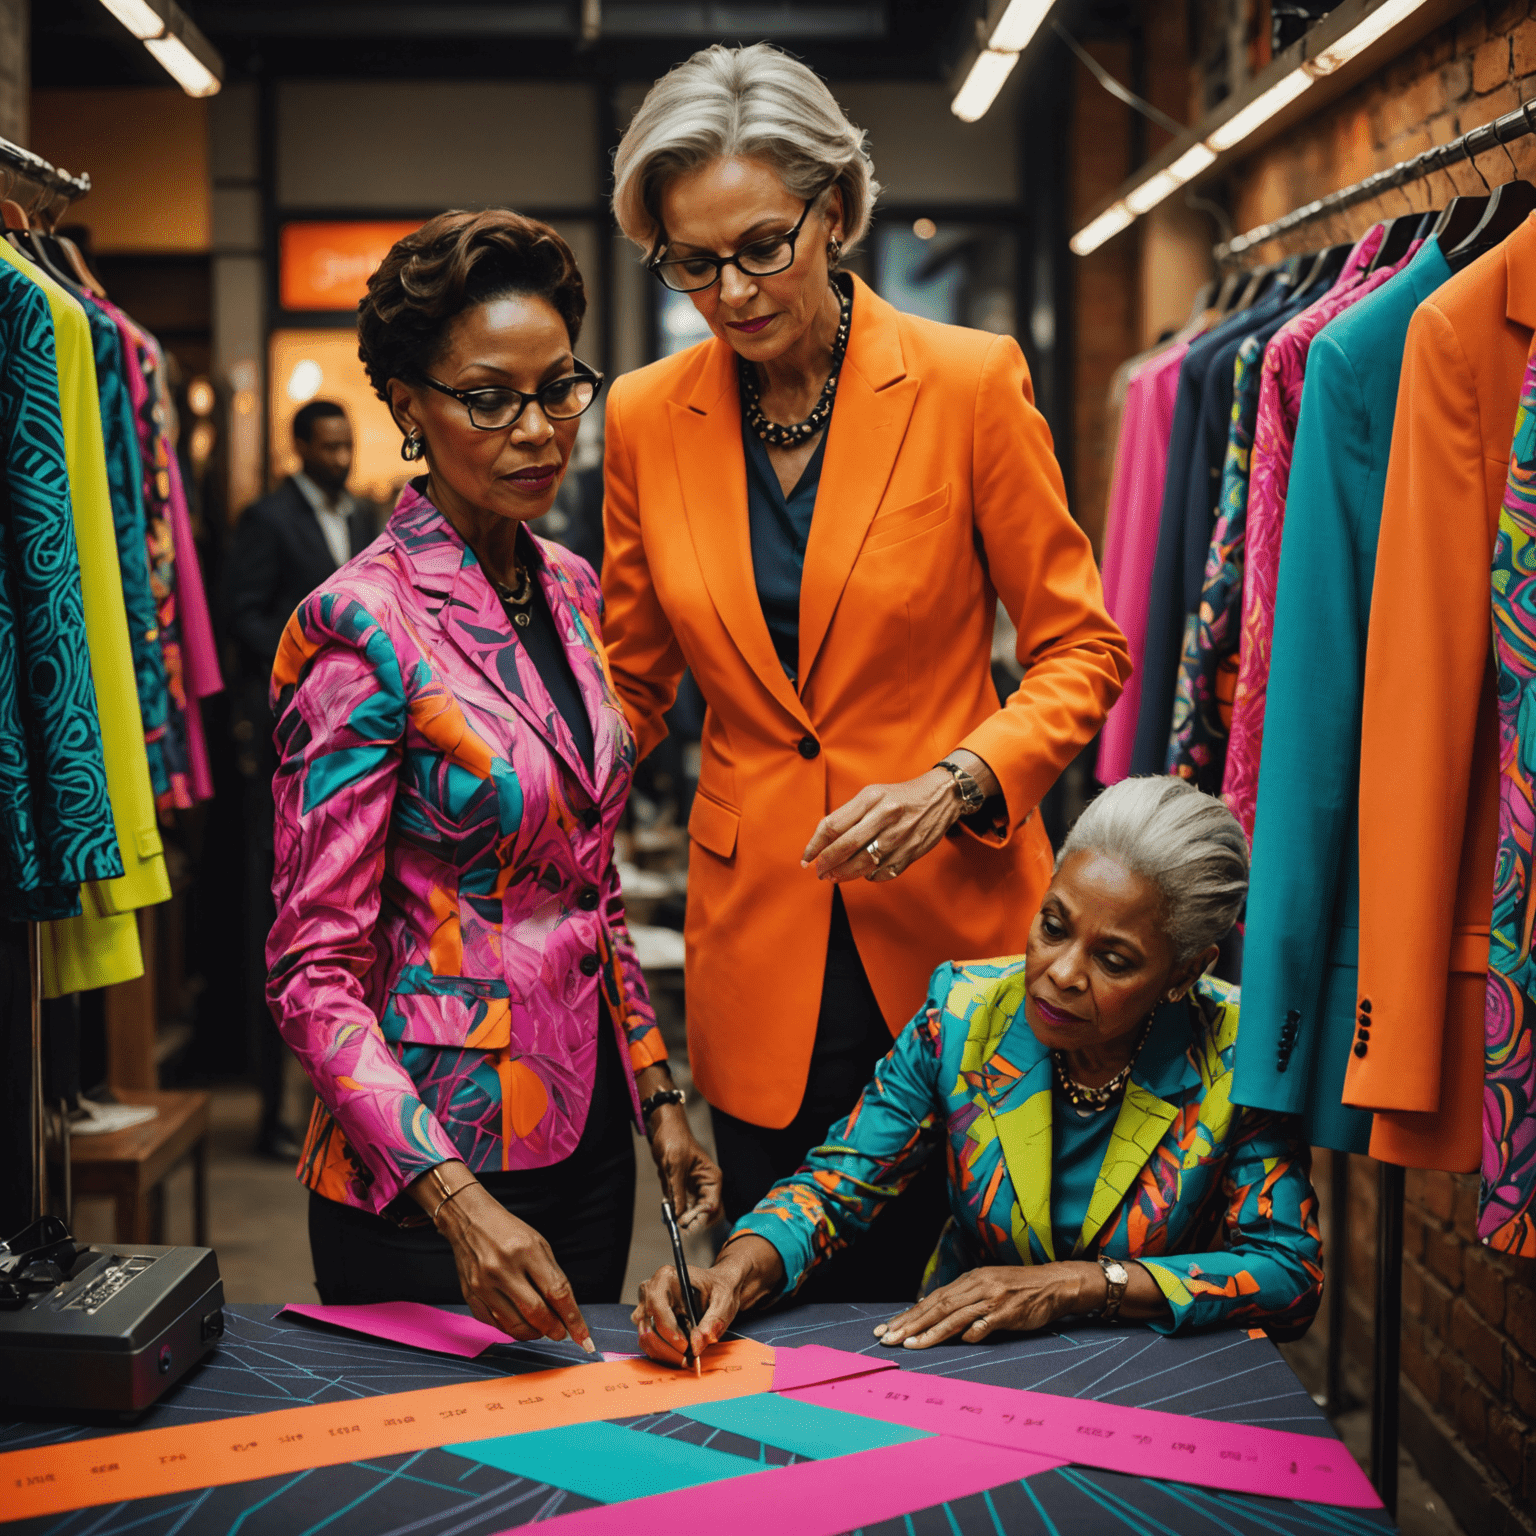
[1098,1255,1129,1324]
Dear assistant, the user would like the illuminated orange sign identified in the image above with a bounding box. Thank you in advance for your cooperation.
[280,221,422,311]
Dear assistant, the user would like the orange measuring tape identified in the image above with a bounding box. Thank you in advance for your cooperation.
[2,1341,775,1521]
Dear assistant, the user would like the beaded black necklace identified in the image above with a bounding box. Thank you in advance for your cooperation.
[738,280,852,449]
[1052,1013,1156,1114]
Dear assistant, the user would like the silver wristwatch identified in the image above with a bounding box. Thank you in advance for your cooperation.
[936,759,986,813]
[1098,1255,1129,1324]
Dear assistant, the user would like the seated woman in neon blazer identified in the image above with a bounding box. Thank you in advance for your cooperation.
[635,777,1323,1352]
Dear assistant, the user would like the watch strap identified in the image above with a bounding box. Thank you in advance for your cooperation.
[1098,1255,1129,1324]
[936,758,986,812]
[640,1087,686,1121]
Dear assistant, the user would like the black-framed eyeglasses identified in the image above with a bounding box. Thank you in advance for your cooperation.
[420,361,604,431]
[648,199,816,293]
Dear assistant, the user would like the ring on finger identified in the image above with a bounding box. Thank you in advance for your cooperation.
[865,837,882,867]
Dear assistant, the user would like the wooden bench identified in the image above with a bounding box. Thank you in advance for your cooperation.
[66,1088,210,1246]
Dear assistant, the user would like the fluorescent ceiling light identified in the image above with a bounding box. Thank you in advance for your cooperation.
[1124,168,1180,216]
[1165,141,1218,184]
[1308,0,1430,74]
[1069,201,1133,255]
[1205,67,1313,151]
[144,32,221,96]
[96,0,164,39]
[988,0,1053,52]
[951,49,1019,123]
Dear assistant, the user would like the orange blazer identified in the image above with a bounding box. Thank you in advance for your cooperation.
[1353,215,1536,1171]
[602,276,1129,1127]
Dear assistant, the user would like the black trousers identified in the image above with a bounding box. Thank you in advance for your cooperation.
[710,890,950,1304]
[309,1019,636,1305]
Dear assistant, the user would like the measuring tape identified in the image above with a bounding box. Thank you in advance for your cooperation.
[1,1341,775,1521]
[788,1370,1382,1508]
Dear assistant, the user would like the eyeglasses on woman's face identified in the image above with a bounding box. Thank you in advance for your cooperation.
[648,199,816,294]
[419,361,604,431]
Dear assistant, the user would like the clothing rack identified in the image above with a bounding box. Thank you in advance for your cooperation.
[1216,94,1536,262]
[0,134,90,209]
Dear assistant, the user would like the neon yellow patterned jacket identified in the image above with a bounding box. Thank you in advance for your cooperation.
[735,962,1323,1337]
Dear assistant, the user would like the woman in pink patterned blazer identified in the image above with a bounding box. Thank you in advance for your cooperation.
[267,210,720,1345]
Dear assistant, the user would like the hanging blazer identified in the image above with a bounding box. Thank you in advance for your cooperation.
[1352,214,1536,1172]
[266,485,667,1217]
[602,275,1129,1128]
[1235,237,1452,1156]
[733,964,1323,1338]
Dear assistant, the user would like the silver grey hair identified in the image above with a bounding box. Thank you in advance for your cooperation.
[612,43,880,254]
[1055,778,1249,964]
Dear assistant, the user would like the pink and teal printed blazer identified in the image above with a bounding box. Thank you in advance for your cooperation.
[267,484,667,1217]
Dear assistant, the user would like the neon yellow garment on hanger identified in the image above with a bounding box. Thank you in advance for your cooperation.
[0,240,170,994]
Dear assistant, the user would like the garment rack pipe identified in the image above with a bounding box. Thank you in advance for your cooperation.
[1216,95,1536,262]
[0,134,89,204]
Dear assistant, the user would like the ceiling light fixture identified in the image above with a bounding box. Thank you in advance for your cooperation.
[1204,67,1314,151]
[96,0,222,97]
[951,48,1021,123]
[1069,202,1134,256]
[1308,0,1431,74]
[987,0,1054,52]
[143,32,221,98]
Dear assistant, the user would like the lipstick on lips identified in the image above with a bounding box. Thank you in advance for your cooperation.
[1032,995,1084,1028]
[507,464,558,492]
[728,315,774,334]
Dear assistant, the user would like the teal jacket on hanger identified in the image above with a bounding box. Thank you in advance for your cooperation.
[1234,236,1453,1151]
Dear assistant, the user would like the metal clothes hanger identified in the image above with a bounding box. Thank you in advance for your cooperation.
[1447,127,1536,272]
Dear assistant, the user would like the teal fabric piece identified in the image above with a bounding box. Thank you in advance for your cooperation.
[445,1420,766,1503]
[1049,1091,1119,1259]
[1236,235,1453,1151]
[677,1392,931,1459]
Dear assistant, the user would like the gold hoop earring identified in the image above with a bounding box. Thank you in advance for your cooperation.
[400,431,424,462]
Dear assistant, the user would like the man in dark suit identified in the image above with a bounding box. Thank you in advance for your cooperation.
[227,400,377,1160]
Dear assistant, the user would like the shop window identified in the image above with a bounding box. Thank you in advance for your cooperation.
[872,218,1017,337]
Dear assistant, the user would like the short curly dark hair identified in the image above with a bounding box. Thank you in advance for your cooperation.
[357,209,586,405]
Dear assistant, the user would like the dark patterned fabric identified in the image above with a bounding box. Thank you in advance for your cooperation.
[114,310,191,813]
[81,294,169,803]
[0,261,119,919]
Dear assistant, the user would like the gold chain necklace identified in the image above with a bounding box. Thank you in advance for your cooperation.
[1052,1014,1155,1113]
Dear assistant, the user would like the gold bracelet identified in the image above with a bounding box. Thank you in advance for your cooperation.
[428,1165,474,1223]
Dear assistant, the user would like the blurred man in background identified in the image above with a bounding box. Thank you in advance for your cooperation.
[226,401,378,1159]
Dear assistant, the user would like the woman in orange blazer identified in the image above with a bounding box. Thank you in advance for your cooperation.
[604,43,1129,1297]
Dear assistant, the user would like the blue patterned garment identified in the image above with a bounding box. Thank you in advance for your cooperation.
[0,262,119,919]
[81,294,169,805]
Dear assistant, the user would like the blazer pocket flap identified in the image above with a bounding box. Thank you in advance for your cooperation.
[381,974,513,1050]
[863,485,952,552]
[688,790,740,859]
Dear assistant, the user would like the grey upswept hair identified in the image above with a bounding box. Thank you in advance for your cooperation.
[1055,778,1249,964]
[612,43,880,255]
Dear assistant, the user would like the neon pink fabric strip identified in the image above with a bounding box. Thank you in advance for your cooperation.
[278,1301,508,1358]
[786,1370,1380,1508]
[521,1433,1059,1536]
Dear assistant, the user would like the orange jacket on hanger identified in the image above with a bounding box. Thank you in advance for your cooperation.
[601,276,1128,1127]
[1352,214,1536,1171]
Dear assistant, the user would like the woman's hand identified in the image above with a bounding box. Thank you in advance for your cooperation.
[631,1235,784,1367]
[412,1165,595,1351]
[645,1102,724,1233]
[802,750,999,883]
[873,1263,1103,1349]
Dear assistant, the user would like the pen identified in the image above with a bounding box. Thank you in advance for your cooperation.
[661,1197,704,1377]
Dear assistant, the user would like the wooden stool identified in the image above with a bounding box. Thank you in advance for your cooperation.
[66,1089,211,1246]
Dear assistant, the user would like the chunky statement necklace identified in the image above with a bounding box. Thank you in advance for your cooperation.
[492,566,535,628]
[739,280,852,449]
[1053,1014,1156,1113]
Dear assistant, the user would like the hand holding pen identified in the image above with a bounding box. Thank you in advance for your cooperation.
[660,1197,705,1375]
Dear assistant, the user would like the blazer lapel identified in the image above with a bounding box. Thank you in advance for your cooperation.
[670,345,812,730]
[394,490,594,788]
[967,974,1058,1262]
[798,276,919,688]
[1078,999,1201,1253]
